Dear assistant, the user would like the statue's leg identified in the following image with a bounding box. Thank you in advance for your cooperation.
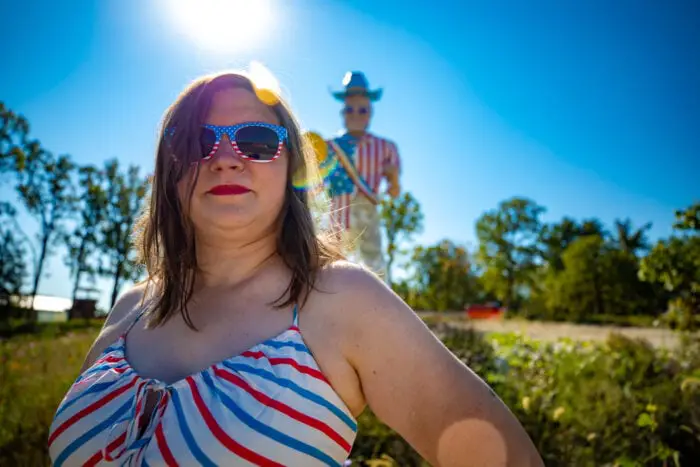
[349,195,387,281]
[343,196,363,263]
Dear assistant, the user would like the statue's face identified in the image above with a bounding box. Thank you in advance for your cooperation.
[342,95,372,133]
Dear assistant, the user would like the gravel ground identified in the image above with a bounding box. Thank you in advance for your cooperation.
[417,312,691,349]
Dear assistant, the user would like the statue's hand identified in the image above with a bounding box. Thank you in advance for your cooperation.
[384,165,400,198]
[387,182,401,199]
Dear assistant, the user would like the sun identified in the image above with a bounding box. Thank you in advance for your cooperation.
[166,0,274,52]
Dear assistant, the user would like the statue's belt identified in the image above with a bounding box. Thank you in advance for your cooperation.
[328,140,379,206]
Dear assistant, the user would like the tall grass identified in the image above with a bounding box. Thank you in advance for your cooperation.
[0,326,98,465]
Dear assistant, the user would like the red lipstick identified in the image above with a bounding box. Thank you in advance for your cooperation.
[208,184,251,196]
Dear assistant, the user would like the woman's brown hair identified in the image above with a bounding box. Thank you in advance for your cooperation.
[133,71,343,329]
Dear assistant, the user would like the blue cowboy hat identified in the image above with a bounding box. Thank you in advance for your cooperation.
[331,71,383,102]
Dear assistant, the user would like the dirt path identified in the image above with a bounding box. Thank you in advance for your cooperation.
[418,312,689,349]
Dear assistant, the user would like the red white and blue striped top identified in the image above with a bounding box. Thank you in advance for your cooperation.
[48,306,358,466]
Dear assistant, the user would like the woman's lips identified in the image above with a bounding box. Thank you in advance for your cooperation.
[207,184,251,195]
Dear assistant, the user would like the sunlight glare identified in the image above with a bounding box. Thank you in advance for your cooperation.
[248,60,282,105]
[167,0,274,53]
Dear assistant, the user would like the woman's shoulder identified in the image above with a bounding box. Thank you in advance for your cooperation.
[309,260,409,325]
[103,282,153,331]
[315,260,386,296]
[78,282,152,372]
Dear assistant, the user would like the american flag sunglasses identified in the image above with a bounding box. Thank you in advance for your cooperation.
[166,122,288,163]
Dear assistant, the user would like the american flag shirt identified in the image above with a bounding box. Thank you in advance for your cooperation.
[325,132,401,229]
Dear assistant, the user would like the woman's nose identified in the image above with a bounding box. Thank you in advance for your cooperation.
[209,136,245,171]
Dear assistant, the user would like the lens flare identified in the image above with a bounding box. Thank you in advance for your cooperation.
[292,153,338,191]
[304,131,328,163]
[248,61,281,106]
[292,132,337,191]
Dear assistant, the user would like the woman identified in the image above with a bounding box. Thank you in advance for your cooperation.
[48,72,543,466]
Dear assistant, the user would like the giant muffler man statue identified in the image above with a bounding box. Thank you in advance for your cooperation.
[306,71,401,280]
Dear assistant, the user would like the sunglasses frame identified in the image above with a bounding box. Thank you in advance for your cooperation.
[164,122,288,164]
[201,122,288,163]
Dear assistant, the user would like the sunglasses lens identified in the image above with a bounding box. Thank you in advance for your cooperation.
[235,126,279,161]
[358,107,368,115]
[343,106,354,114]
[199,127,217,158]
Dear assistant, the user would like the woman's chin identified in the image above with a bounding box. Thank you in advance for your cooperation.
[194,207,256,232]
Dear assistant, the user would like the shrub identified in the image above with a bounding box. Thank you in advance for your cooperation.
[352,329,700,466]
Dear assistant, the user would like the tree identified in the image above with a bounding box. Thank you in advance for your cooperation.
[614,218,652,256]
[14,144,75,304]
[62,165,107,303]
[0,102,30,178]
[100,159,149,308]
[380,192,424,285]
[540,217,583,271]
[639,202,700,330]
[475,197,545,310]
[579,218,607,238]
[673,202,700,231]
[540,217,607,271]
[546,235,655,321]
[411,240,479,311]
[0,203,28,297]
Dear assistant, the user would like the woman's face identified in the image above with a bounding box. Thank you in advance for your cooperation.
[178,87,289,239]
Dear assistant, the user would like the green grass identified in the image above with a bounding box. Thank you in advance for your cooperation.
[0,326,99,465]
[0,318,105,339]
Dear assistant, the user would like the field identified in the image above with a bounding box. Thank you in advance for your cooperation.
[1,318,699,466]
[419,312,687,349]
[0,323,98,465]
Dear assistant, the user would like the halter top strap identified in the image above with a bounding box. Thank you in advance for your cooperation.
[292,304,299,327]
[123,306,150,338]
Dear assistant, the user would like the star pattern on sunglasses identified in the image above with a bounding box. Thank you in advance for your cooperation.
[202,122,287,145]
[202,122,287,162]
[164,122,288,163]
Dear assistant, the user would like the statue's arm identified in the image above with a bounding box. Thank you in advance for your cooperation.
[383,141,401,198]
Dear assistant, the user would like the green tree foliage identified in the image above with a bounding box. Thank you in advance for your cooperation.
[540,217,606,271]
[540,217,580,272]
[614,217,652,256]
[673,202,700,231]
[545,235,656,321]
[0,102,29,178]
[579,218,608,238]
[62,165,108,302]
[14,145,76,303]
[99,159,149,308]
[380,192,424,285]
[640,202,700,330]
[476,197,544,310]
[0,203,28,296]
[410,240,479,311]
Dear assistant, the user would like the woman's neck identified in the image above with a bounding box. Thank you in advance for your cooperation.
[193,234,279,290]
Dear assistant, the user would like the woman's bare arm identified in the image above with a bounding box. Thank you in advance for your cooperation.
[329,264,543,467]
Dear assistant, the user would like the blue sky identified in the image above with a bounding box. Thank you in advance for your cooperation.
[1,0,698,310]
